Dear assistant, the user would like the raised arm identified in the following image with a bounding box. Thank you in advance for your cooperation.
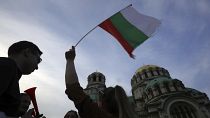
[64,47,116,118]
[65,46,79,87]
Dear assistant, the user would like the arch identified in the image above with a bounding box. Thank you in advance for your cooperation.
[169,101,197,118]
[153,70,159,76]
[98,77,101,82]
[146,71,152,78]
[138,73,142,80]
[162,96,206,118]
[141,73,146,79]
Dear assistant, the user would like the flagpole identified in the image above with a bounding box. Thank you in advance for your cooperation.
[75,25,98,47]
[74,4,132,47]
[120,4,132,12]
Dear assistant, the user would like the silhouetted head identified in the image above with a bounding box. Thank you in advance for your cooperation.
[101,85,139,118]
[8,41,42,75]
[64,110,78,118]
[8,41,42,57]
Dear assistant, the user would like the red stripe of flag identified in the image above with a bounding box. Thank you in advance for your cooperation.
[99,19,134,58]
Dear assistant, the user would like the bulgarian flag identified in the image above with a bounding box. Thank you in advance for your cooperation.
[99,5,161,58]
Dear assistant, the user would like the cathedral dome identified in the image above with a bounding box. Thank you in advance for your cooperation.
[88,72,104,78]
[135,65,160,74]
[87,71,106,86]
[131,65,171,87]
[144,77,171,91]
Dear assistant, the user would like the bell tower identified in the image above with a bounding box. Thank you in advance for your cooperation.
[84,72,106,103]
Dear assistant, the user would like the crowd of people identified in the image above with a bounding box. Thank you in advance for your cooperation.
[0,41,139,118]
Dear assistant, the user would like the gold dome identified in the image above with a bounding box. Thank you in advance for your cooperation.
[135,65,161,74]
[131,65,170,86]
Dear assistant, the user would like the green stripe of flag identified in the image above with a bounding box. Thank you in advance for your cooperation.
[110,12,149,48]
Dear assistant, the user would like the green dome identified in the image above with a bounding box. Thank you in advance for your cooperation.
[135,65,160,74]
[144,77,171,91]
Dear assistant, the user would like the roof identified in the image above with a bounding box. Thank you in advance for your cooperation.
[135,65,161,74]
[144,77,171,91]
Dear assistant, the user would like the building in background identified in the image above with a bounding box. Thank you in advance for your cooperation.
[131,65,210,118]
[84,65,210,118]
[84,71,106,106]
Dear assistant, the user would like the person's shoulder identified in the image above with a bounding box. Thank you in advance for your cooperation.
[0,57,16,68]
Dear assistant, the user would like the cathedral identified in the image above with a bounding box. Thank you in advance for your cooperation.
[84,65,210,118]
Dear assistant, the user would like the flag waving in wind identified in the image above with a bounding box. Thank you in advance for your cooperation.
[99,5,161,58]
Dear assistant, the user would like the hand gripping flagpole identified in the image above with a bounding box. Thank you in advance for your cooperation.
[74,4,132,47]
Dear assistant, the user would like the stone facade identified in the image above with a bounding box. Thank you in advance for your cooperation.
[84,65,210,118]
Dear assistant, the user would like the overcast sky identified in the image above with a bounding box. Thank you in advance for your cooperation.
[1,0,210,117]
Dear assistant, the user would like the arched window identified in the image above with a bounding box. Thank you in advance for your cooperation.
[154,84,162,95]
[137,73,142,80]
[92,75,96,82]
[98,77,101,82]
[141,73,146,79]
[144,72,148,78]
[169,102,197,118]
[153,70,158,76]
[163,82,170,92]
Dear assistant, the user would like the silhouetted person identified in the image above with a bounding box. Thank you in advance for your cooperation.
[65,46,139,118]
[64,110,78,118]
[0,41,42,117]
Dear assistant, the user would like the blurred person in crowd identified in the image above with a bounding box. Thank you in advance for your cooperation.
[64,110,78,118]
